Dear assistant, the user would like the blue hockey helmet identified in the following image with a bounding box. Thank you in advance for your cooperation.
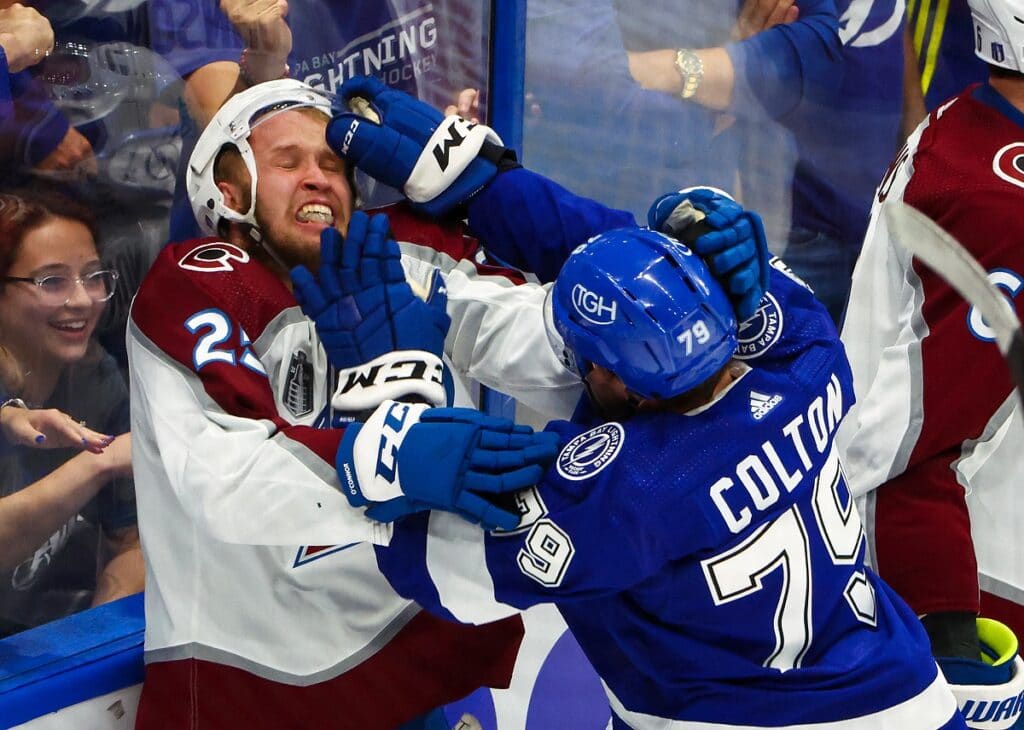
[546,227,738,400]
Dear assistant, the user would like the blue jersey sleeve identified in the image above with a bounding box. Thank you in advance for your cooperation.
[0,49,10,119]
[727,0,843,120]
[375,416,721,619]
[0,71,69,166]
[467,168,636,282]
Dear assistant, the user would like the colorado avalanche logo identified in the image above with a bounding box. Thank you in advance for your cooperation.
[734,292,784,360]
[556,423,624,481]
[992,142,1024,190]
[179,242,250,272]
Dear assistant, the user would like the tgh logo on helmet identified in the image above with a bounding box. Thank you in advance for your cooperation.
[571,284,617,325]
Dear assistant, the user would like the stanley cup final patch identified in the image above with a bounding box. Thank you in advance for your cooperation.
[556,423,625,481]
[284,351,314,418]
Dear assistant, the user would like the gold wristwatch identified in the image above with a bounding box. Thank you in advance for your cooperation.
[674,49,704,100]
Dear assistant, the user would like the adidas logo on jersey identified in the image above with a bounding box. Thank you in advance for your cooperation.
[749,391,782,420]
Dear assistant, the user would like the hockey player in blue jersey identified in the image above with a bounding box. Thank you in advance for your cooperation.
[327,225,965,728]
[301,75,973,727]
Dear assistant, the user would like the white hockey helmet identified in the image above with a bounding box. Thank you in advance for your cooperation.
[967,0,1024,71]
[187,78,334,237]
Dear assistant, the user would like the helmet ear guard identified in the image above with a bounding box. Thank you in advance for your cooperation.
[186,79,337,238]
[546,227,738,401]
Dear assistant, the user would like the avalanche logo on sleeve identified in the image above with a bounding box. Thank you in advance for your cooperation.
[179,242,250,272]
[556,423,624,481]
[734,292,783,360]
[993,142,1024,190]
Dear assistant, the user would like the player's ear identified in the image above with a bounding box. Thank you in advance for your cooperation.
[217,179,246,215]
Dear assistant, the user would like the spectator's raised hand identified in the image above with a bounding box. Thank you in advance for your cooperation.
[445,88,480,124]
[0,404,113,452]
[220,0,292,82]
[733,0,799,40]
[0,4,54,73]
[34,127,98,179]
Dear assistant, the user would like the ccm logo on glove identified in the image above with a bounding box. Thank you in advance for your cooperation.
[338,356,443,396]
[340,119,359,156]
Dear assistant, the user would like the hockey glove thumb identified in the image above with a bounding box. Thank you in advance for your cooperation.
[326,75,511,217]
[336,401,560,531]
[648,187,770,321]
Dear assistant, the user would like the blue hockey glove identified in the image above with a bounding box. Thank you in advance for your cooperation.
[648,187,770,321]
[326,75,511,216]
[291,212,452,410]
[939,618,1024,729]
[336,401,560,531]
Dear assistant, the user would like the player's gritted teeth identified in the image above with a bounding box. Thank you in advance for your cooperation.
[296,203,335,226]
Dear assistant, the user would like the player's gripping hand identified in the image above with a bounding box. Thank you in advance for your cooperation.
[290,212,452,410]
[337,401,560,531]
[326,75,511,216]
[648,187,770,321]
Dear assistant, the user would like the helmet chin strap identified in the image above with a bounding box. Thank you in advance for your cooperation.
[240,220,292,275]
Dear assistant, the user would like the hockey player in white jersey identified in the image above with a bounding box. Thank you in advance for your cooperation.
[127,79,561,729]
[838,1,1024,727]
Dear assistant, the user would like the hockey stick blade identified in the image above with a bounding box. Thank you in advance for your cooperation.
[884,201,1024,408]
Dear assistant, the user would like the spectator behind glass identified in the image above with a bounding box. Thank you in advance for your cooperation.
[0,2,52,125]
[0,2,96,187]
[0,188,140,637]
[147,0,487,241]
[16,2,184,376]
[521,0,842,247]
[611,1,926,326]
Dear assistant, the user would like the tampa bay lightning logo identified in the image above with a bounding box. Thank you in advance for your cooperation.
[840,0,902,48]
[734,292,784,360]
[556,423,624,481]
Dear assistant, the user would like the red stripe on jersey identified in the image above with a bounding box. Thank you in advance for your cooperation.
[136,612,524,729]
[376,202,528,285]
[872,89,1024,613]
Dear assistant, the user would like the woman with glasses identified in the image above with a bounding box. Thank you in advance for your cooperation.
[0,188,140,637]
